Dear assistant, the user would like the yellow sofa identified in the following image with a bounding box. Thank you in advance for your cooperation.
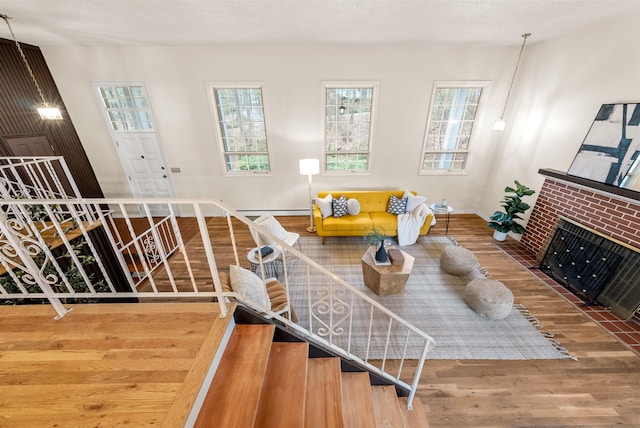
[313,190,433,243]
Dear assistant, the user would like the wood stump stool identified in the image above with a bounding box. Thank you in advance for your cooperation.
[440,245,478,275]
[465,278,514,320]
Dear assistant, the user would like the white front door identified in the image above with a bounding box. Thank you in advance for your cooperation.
[95,83,174,216]
[115,133,173,216]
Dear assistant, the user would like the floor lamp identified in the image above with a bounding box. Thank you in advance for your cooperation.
[299,159,320,232]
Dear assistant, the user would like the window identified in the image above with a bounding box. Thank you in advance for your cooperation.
[210,85,270,173]
[420,82,487,173]
[97,85,154,131]
[324,84,377,173]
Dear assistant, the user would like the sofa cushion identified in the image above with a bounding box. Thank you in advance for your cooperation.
[229,265,270,310]
[332,195,348,218]
[266,280,298,322]
[322,212,373,232]
[218,271,233,293]
[387,195,408,214]
[256,215,289,242]
[347,198,361,215]
[369,211,399,234]
[317,191,407,213]
[403,190,427,212]
[315,193,333,218]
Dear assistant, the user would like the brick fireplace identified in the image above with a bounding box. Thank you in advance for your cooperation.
[521,169,640,257]
[521,168,640,319]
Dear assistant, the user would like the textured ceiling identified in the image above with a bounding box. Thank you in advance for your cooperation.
[1,0,640,47]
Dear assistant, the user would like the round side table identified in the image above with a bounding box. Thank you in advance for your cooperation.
[247,246,282,278]
[429,203,454,234]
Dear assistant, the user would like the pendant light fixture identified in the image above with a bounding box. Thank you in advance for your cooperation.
[493,33,531,132]
[1,14,63,120]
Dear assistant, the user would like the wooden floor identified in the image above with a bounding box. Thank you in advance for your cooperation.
[1,214,639,427]
[0,302,232,427]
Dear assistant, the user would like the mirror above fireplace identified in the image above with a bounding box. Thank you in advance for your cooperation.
[567,103,640,192]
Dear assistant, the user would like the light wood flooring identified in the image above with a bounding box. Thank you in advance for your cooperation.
[0,302,233,427]
[1,214,639,427]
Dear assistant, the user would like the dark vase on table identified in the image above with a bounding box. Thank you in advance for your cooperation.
[375,241,388,262]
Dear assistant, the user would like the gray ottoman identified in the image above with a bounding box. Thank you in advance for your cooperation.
[440,245,478,275]
[465,278,514,319]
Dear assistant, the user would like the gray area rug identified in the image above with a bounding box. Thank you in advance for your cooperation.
[286,236,573,360]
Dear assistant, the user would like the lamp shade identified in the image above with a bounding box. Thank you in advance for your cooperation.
[299,158,320,176]
[493,119,506,132]
[37,107,63,120]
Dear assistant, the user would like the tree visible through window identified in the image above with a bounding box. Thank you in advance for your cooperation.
[324,85,375,172]
[421,84,485,173]
[212,86,270,173]
[98,85,153,131]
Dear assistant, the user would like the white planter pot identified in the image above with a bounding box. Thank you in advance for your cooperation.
[493,230,508,241]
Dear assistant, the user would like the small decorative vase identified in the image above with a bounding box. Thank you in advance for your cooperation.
[493,230,508,242]
[375,241,388,262]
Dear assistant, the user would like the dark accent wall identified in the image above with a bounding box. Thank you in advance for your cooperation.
[0,37,104,197]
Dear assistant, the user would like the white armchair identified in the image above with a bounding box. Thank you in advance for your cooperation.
[250,215,301,255]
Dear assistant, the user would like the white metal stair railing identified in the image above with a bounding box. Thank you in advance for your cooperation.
[0,197,435,409]
[0,156,82,200]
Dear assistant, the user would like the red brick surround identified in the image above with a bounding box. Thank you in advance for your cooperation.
[521,177,640,258]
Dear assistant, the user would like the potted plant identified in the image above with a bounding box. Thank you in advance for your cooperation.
[363,226,390,262]
[487,180,536,241]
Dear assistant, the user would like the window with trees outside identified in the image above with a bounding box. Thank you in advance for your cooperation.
[420,82,487,173]
[324,84,376,173]
[97,85,154,131]
[210,85,270,173]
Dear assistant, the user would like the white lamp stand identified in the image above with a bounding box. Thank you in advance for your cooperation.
[299,158,320,232]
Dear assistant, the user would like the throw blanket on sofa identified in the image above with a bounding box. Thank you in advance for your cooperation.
[397,204,432,246]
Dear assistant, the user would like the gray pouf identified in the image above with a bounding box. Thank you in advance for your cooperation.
[465,278,514,320]
[440,245,478,275]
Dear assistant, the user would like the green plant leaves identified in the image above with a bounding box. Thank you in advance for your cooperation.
[488,180,535,235]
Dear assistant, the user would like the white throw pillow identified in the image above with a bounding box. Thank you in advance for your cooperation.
[347,198,361,215]
[229,265,270,310]
[258,216,289,242]
[314,193,333,218]
[403,190,427,213]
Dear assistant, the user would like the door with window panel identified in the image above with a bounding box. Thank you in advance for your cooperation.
[95,83,174,216]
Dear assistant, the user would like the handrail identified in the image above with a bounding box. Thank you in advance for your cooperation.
[0,197,435,409]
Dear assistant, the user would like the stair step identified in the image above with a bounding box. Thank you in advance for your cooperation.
[255,342,309,428]
[371,385,405,428]
[398,397,430,428]
[341,372,377,428]
[305,358,345,428]
[194,324,275,427]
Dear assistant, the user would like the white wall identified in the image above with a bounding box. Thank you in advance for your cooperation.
[41,12,640,216]
[42,43,513,212]
[479,13,640,228]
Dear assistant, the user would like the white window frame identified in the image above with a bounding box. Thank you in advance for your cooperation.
[419,81,489,175]
[208,83,272,175]
[95,82,155,132]
[322,82,378,175]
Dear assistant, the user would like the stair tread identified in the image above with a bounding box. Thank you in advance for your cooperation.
[305,358,344,428]
[371,385,404,428]
[194,324,275,428]
[398,397,430,428]
[341,372,377,428]
[255,341,309,428]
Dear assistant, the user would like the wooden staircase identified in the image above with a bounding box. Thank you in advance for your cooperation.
[194,323,429,428]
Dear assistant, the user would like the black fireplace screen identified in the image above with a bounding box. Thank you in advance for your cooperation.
[540,220,624,304]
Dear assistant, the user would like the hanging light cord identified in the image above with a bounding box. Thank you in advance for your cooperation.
[1,14,49,107]
[499,32,531,120]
